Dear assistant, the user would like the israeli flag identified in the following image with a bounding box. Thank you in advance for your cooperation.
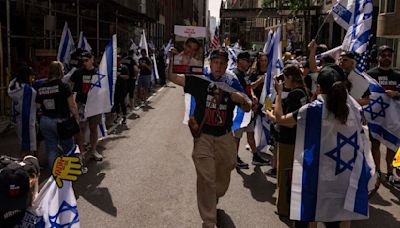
[84,35,117,118]
[165,39,174,64]
[77,31,92,53]
[151,54,160,81]
[7,78,37,152]
[183,71,251,131]
[139,30,149,56]
[316,45,343,61]
[254,115,270,152]
[129,39,138,51]
[291,95,374,222]
[34,146,80,228]
[260,26,283,107]
[360,72,400,151]
[262,30,274,54]
[333,0,373,54]
[57,22,75,68]
[227,47,240,71]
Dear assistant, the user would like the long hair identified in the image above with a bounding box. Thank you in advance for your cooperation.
[326,81,349,124]
[48,61,64,81]
[283,64,311,100]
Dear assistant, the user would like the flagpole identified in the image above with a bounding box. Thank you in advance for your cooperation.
[314,10,332,41]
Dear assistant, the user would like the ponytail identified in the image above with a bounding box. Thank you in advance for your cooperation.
[326,82,349,124]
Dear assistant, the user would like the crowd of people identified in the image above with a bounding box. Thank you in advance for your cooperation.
[168,39,400,227]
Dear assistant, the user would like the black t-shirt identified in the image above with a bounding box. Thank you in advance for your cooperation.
[138,57,152,76]
[278,87,308,144]
[184,75,239,136]
[367,67,400,91]
[121,56,137,80]
[116,64,129,87]
[35,79,72,119]
[232,68,252,98]
[70,68,97,104]
[249,70,266,99]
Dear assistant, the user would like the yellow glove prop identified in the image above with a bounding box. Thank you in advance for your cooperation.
[393,147,400,168]
[52,156,82,188]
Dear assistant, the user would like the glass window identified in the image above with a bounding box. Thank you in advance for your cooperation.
[387,0,396,13]
[380,0,386,14]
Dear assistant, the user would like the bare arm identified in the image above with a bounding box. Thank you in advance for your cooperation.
[167,48,185,87]
[230,92,252,112]
[308,40,319,73]
[249,75,265,89]
[67,95,80,122]
[273,78,297,127]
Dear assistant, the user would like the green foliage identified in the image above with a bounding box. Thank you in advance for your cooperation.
[262,0,311,13]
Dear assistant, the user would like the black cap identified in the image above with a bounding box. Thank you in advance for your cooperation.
[378,45,394,56]
[340,51,355,59]
[80,51,92,59]
[317,64,345,90]
[0,162,30,211]
[21,156,40,177]
[210,49,229,62]
[237,51,251,61]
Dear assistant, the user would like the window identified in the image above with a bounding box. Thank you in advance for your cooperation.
[380,0,396,14]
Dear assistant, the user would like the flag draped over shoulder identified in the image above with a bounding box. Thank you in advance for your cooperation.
[7,79,37,152]
[33,146,81,228]
[183,70,251,131]
[77,32,92,53]
[57,22,75,68]
[291,95,374,222]
[84,35,117,118]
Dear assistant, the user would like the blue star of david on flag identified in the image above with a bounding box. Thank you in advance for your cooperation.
[49,201,79,227]
[325,132,359,175]
[363,96,390,120]
[91,71,107,89]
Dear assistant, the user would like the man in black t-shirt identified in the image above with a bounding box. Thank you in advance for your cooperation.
[112,55,130,124]
[232,51,270,169]
[168,48,251,228]
[122,50,139,108]
[367,45,400,186]
[137,49,153,105]
[69,52,103,161]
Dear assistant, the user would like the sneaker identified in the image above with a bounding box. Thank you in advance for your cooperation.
[121,116,127,125]
[265,168,277,178]
[113,115,120,124]
[387,173,400,187]
[252,153,270,166]
[90,150,103,161]
[236,156,249,169]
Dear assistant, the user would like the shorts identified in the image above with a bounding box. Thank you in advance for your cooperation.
[137,74,151,89]
[77,103,101,126]
[233,119,255,139]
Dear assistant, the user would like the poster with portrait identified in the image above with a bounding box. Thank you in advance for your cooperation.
[173,25,206,75]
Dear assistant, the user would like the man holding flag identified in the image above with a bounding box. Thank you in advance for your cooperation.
[168,48,251,228]
[367,45,400,186]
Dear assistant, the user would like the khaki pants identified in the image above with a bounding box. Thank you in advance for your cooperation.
[192,132,237,228]
[276,143,295,217]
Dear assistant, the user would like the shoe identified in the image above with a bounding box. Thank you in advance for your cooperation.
[387,173,400,188]
[90,150,103,161]
[236,156,249,169]
[113,115,120,124]
[265,168,277,178]
[121,116,127,125]
[252,153,270,166]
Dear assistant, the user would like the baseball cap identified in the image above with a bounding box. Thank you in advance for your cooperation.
[340,51,355,59]
[237,51,251,61]
[378,45,394,56]
[317,64,345,90]
[0,162,30,211]
[210,49,229,62]
[80,51,93,59]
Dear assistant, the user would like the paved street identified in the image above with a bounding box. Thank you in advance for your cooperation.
[74,84,400,228]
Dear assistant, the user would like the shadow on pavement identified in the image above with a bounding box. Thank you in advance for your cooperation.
[381,181,400,205]
[74,160,117,217]
[352,205,400,227]
[236,166,276,204]
[217,209,236,228]
[369,191,392,206]
[142,104,155,112]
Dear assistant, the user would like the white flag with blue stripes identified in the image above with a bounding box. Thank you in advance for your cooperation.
[85,35,117,118]
[34,146,80,228]
[333,0,373,54]
[77,31,92,53]
[227,47,240,71]
[139,30,149,56]
[165,39,174,64]
[263,30,274,54]
[291,95,374,222]
[7,79,37,152]
[57,22,75,68]
[183,70,251,131]
[129,39,138,51]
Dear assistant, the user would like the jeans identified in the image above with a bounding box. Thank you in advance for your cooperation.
[39,115,74,169]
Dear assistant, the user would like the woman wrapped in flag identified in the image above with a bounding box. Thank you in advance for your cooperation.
[268,65,375,227]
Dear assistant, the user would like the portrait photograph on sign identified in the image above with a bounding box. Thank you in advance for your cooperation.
[173,25,206,75]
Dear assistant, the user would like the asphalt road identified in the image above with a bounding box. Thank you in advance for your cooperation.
[75,84,400,228]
